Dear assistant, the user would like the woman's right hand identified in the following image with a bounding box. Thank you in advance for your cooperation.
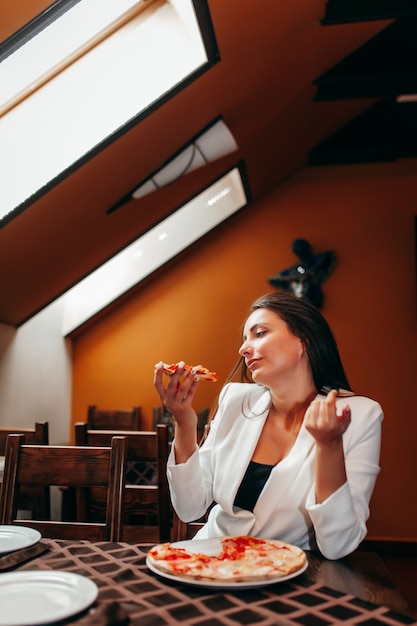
[154,361,200,419]
[154,361,199,462]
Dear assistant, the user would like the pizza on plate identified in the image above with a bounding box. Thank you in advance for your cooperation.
[161,362,218,382]
[147,536,306,582]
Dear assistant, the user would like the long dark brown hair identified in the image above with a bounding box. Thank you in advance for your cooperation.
[202,293,352,439]
[229,292,352,392]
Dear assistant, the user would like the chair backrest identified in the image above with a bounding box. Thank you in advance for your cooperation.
[75,423,170,542]
[0,422,49,455]
[153,406,209,442]
[0,423,49,518]
[87,405,142,430]
[172,512,208,541]
[172,501,215,541]
[0,434,127,541]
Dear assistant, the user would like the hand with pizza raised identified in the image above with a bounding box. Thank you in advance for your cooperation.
[154,361,201,463]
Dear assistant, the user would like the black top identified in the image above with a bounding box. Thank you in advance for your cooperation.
[234,460,273,512]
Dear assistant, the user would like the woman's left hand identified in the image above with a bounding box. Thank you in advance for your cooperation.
[304,389,351,447]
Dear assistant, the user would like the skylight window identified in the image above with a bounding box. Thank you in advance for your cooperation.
[0,0,218,224]
[0,0,145,110]
[62,165,248,336]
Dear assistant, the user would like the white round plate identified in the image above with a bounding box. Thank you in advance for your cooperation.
[0,526,41,555]
[146,538,309,589]
[0,571,98,626]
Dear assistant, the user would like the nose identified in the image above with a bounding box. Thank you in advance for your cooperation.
[238,337,251,357]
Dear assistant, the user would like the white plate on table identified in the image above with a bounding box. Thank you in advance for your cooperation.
[0,571,98,625]
[0,526,41,555]
[146,538,309,589]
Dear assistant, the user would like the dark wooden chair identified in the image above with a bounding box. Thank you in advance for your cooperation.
[153,405,209,442]
[0,433,127,541]
[74,423,170,542]
[0,422,49,518]
[87,405,142,430]
[171,506,213,541]
[0,422,49,454]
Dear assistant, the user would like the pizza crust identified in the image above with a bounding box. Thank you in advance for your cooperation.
[147,536,306,582]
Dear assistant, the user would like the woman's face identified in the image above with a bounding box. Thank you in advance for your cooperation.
[239,308,306,388]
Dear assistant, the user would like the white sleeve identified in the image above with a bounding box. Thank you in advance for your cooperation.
[166,385,230,522]
[166,445,211,522]
[306,397,383,559]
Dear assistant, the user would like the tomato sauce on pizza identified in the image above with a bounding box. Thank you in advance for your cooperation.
[147,536,306,582]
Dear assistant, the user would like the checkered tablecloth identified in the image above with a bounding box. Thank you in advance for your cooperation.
[16,539,415,626]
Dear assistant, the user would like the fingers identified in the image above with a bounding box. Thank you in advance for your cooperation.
[325,391,351,426]
[305,390,351,444]
[179,375,200,405]
[326,388,338,404]
[315,389,339,420]
[306,391,336,424]
[173,362,200,404]
[339,403,352,428]
[153,361,166,401]
[153,360,199,409]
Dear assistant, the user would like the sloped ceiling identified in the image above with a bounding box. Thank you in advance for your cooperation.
[0,0,413,327]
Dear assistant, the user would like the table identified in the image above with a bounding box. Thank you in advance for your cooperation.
[6,538,415,625]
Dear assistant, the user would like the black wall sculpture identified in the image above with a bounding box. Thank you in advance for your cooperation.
[268,239,336,309]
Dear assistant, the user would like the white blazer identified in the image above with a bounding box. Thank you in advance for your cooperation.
[167,382,383,559]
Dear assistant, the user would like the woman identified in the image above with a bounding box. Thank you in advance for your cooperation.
[154,293,383,559]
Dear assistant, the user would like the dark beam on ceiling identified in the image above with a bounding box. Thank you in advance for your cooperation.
[321,0,417,24]
[314,20,417,100]
[308,100,417,165]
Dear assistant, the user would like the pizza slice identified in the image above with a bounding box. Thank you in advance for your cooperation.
[146,543,213,578]
[161,362,218,382]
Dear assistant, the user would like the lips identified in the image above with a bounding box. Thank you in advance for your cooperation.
[246,358,260,370]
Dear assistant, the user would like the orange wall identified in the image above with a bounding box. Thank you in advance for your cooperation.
[72,160,417,541]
